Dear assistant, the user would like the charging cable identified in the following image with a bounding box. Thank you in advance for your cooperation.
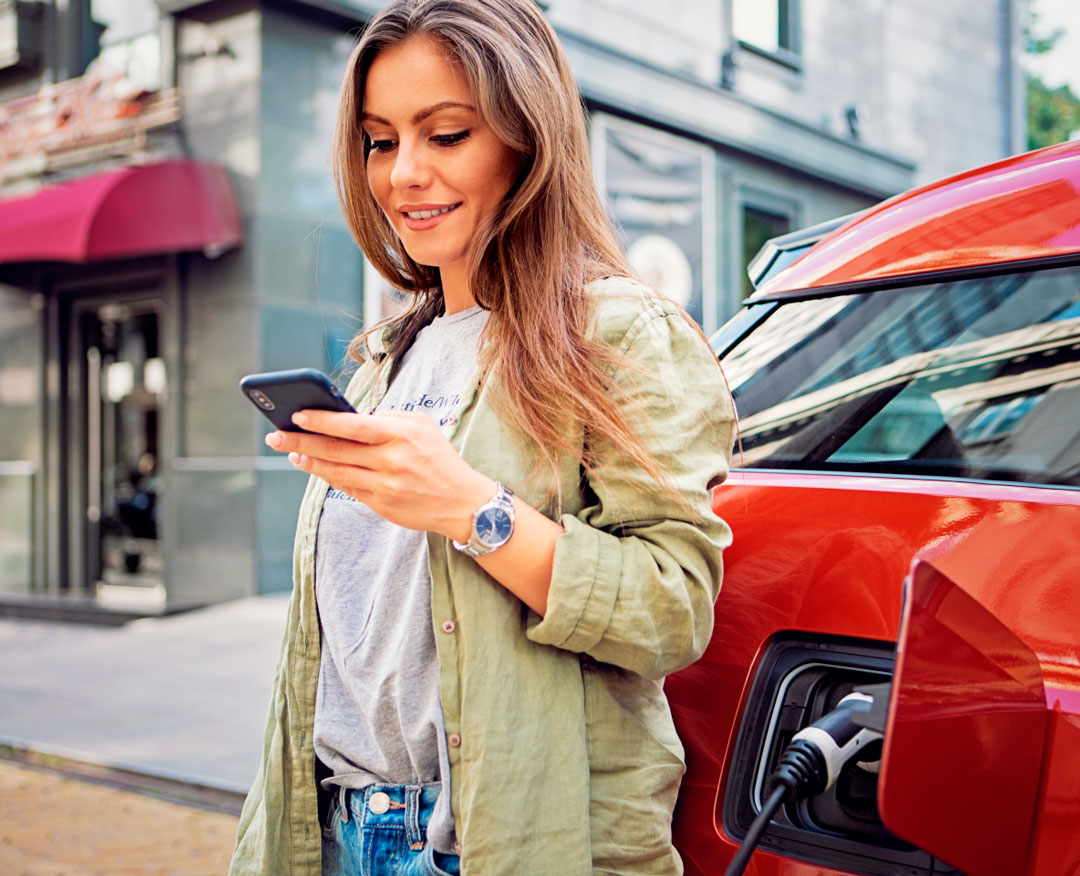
[722,684,890,876]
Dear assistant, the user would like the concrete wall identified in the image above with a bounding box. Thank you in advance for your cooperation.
[546,0,1023,187]
[546,0,726,83]
[792,0,1020,184]
[172,4,366,598]
[257,7,362,379]
[254,8,365,593]
[170,3,263,603]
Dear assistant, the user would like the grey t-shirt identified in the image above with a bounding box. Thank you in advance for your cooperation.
[314,305,487,854]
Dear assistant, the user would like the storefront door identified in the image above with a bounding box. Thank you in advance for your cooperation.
[73,297,165,600]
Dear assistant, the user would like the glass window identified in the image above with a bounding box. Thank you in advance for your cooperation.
[733,0,798,57]
[742,206,791,298]
[723,265,1080,486]
[593,115,717,330]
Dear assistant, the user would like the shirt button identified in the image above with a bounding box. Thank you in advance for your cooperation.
[447,733,462,747]
[441,620,455,633]
[368,791,391,814]
[454,843,463,855]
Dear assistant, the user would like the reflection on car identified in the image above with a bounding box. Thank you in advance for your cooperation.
[729,266,1080,485]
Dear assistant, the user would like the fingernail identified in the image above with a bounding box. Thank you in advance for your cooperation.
[292,412,307,426]
[265,432,282,448]
[288,452,301,466]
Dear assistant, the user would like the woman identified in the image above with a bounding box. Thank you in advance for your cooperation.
[230,1,734,874]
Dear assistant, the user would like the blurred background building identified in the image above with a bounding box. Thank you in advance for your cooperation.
[0,0,1029,618]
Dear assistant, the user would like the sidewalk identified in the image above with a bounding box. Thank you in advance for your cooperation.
[0,594,290,803]
[0,758,239,875]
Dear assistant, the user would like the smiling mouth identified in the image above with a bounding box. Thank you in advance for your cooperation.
[403,204,460,220]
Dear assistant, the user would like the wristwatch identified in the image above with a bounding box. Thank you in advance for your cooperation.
[452,483,516,558]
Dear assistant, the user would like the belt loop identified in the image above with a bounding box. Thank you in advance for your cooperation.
[405,785,425,849]
[339,786,350,824]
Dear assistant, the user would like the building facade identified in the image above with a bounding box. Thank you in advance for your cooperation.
[0,0,1025,618]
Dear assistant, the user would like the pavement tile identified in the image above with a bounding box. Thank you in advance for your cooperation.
[0,595,289,791]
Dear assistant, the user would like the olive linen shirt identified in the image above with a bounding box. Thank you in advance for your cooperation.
[228,278,736,876]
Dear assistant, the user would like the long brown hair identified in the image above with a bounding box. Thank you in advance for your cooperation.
[333,0,682,504]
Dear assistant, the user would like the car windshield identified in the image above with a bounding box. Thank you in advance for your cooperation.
[724,264,1080,487]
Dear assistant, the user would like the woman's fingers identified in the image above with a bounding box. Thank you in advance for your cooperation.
[265,407,485,538]
[291,410,413,443]
[264,408,421,463]
[287,446,453,532]
[265,429,383,467]
[287,451,381,496]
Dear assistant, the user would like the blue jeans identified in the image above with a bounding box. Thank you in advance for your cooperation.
[321,783,460,876]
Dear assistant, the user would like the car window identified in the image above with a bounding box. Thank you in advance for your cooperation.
[724,264,1080,486]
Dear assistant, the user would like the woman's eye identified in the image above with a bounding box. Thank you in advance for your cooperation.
[368,138,396,154]
[431,130,470,146]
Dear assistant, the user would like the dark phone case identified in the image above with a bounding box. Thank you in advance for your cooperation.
[239,368,356,432]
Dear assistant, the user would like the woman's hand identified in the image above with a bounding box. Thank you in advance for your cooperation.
[265,409,493,542]
[265,407,563,616]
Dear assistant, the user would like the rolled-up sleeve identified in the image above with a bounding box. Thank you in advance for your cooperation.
[526,303,735,680]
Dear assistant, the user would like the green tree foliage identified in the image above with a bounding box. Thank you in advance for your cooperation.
[1028,78,1080,150]
[1023,0,1080,149]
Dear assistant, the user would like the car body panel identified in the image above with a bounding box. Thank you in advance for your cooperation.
[755,141,1080,297]
[667,471,1080,874]
[879,560,1046,876]
[1029,710,1080,874]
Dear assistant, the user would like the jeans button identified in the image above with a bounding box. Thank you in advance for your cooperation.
[368,791,391,814]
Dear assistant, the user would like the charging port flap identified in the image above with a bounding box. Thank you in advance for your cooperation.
[879,559,1047,876]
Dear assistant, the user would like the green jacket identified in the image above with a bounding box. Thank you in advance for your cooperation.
[229,278,735,876]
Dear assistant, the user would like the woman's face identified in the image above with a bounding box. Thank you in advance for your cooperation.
[362,36,519,279]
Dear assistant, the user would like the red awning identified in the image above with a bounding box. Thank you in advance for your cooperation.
[0,160,243,265]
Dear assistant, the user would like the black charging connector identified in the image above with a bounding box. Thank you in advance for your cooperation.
[722,684,891,876]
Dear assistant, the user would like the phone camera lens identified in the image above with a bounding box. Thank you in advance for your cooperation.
[249,390,275,411]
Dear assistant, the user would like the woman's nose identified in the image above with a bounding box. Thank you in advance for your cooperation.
[389,138,431,189]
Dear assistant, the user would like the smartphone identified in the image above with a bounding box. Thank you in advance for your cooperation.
[240,368,356,432]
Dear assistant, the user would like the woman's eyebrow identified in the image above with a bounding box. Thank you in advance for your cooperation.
[361,101,476,126]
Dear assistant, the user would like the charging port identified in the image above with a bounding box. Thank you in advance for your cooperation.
[722,634,958,875]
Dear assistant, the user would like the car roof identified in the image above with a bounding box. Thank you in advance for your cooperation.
[754,139,1080,298]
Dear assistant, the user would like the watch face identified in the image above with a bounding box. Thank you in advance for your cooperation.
[475,506,513,547]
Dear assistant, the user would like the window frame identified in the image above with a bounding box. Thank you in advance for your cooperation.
[730,182,801,315]
[731,0,802,70]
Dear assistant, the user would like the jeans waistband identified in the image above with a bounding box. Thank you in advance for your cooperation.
[336,782,442,850]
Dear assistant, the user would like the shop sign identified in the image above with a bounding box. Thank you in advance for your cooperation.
[0,60,179,183]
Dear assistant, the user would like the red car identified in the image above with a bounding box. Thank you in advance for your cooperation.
[668,140,1080,876]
